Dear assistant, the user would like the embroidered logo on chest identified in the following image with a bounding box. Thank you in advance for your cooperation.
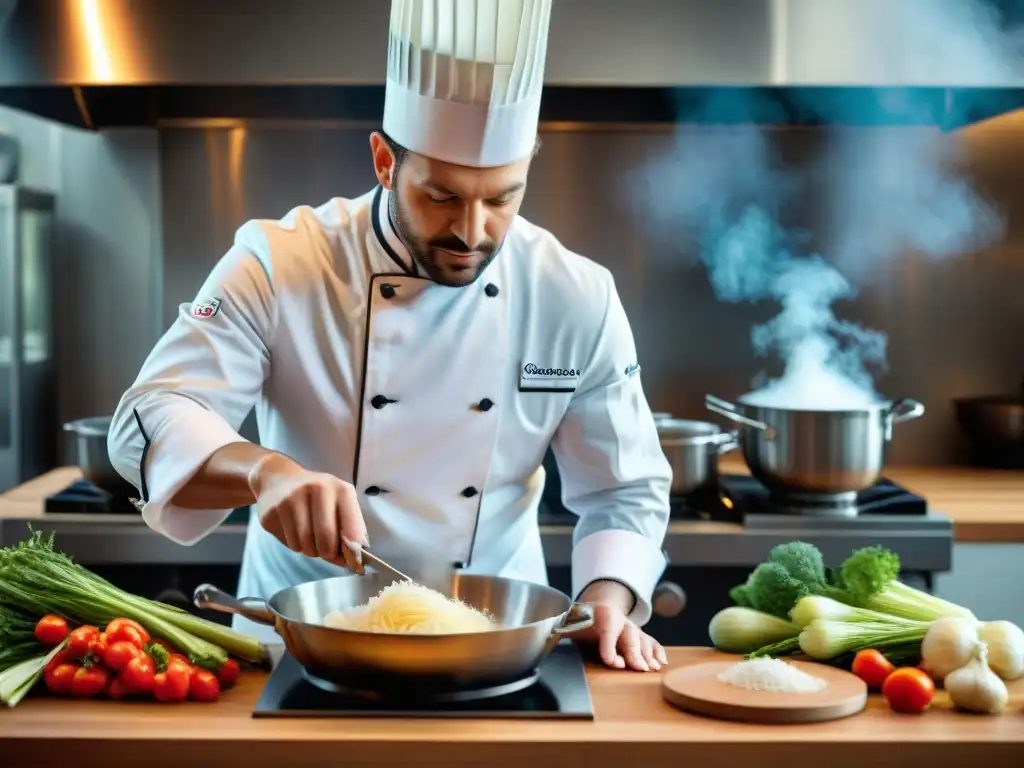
[519,362,580,392]
[191,297,222,320]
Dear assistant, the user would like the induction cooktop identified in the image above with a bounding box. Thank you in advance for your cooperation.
[252,640,595,719]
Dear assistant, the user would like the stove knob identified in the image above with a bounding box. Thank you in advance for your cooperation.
[652,581,686,618]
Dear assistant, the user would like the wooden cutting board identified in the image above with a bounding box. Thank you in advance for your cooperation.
[662,658,868,724]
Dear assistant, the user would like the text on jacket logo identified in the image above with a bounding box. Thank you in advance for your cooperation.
[522,363,580,379]
[191,297,222,319]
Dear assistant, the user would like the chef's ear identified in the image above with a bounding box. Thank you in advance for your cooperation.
[369,131,399,191]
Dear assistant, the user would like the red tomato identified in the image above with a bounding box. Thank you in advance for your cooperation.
[851,649,897,689]
[107,624,147,649]
[153,664,191,702]
[105,618,151,645]
[46,649,72,672]
[67,625,100,658]
[69,665,109,698]
[882,667,936,714]
[88,631,109,660]
[106,676,131,700]
[104,640,143,671]
[119,654,156,694]
[216,658,240,688]
[34,615,69,647]
[44,663,79,695]
[166,653,191,669]
[189,669,221,703]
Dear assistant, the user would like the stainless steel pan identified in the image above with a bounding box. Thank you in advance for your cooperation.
[194,573,594,701]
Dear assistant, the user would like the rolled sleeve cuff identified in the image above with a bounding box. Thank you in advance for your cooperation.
[137,407,247,546]
[571,529,667,627]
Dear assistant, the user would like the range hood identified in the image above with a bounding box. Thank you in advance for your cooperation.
[2,0,1024,130]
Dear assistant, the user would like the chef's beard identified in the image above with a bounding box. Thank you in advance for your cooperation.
[389,187,500,287]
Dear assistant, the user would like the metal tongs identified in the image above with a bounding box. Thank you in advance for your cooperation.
[343,539,413,584]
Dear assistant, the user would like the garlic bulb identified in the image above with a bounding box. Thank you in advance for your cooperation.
[920,617,980,681]
[979,621,1024,680]
[944,642,1009,715]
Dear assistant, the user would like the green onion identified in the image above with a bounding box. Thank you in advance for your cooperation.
[789,595,929,630]
[0,642,65,708]
[0,530,266,670]
[798,619,929,660]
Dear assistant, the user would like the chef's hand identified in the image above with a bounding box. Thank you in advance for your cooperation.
[247,452,368,572]
[573,580,668,672]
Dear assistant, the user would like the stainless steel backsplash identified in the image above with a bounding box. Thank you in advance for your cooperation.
[158,123,1024,466]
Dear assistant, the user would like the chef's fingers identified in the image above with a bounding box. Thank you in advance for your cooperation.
[309,483,340,561]
[640,633,660,671]
[618,621,649,672]
[597,610,625,669]
[340,537,364,575]
[277,507,301,553]
[337,482,368,546]
[653,641,668,666]
[289,491,318,558]
[260,508,286,545]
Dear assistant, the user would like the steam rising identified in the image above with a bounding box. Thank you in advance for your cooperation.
[630,0,1013,411]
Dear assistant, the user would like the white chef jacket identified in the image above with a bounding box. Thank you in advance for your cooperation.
[108,186,672,643]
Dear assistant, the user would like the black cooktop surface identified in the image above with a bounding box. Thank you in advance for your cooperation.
[252,641,595,719]
[716,473,928,517]
[539,474,928,525]
[44,480,140,515]
[44,480,250,522]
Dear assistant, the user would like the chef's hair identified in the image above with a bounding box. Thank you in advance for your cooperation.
[380,130,542,178]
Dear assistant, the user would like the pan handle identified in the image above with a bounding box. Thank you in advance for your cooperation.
[193,583,276,626]
[705,394,775,438]
[550,602,595,636]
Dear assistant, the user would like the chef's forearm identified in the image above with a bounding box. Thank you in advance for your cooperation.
[169,441,279,509]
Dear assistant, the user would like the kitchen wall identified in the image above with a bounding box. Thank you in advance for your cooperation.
[159,122,1024,465]
[0,106,162,472]
[2,106,1022,468]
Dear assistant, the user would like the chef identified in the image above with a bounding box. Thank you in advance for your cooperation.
[108,0,672,672]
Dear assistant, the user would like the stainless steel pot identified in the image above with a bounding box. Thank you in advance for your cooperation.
[954,378,1024,468]
[194,573,594,701]
[704,393,924,505]
[656,418,738,495]
[63,415,136,496]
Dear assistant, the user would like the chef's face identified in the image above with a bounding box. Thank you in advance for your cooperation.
[370,132,533,287]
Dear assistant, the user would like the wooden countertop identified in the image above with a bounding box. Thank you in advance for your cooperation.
[2,647,1022,767]
[2,462,1024,543]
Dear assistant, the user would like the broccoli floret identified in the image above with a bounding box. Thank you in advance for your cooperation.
[840,545,901,601]
[745,562,812,618]
[768,541,828,588]
[729,584,753,608]
[837,545,976,622]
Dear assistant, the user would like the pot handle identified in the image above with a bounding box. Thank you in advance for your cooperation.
[550,602,595,636]
[194,583,276,626]
[889,398,925,425]
[705,394,775,439]
[885,398,925,440]
[715,429,740,455]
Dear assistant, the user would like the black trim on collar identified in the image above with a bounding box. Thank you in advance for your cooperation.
[370,186,414,276]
